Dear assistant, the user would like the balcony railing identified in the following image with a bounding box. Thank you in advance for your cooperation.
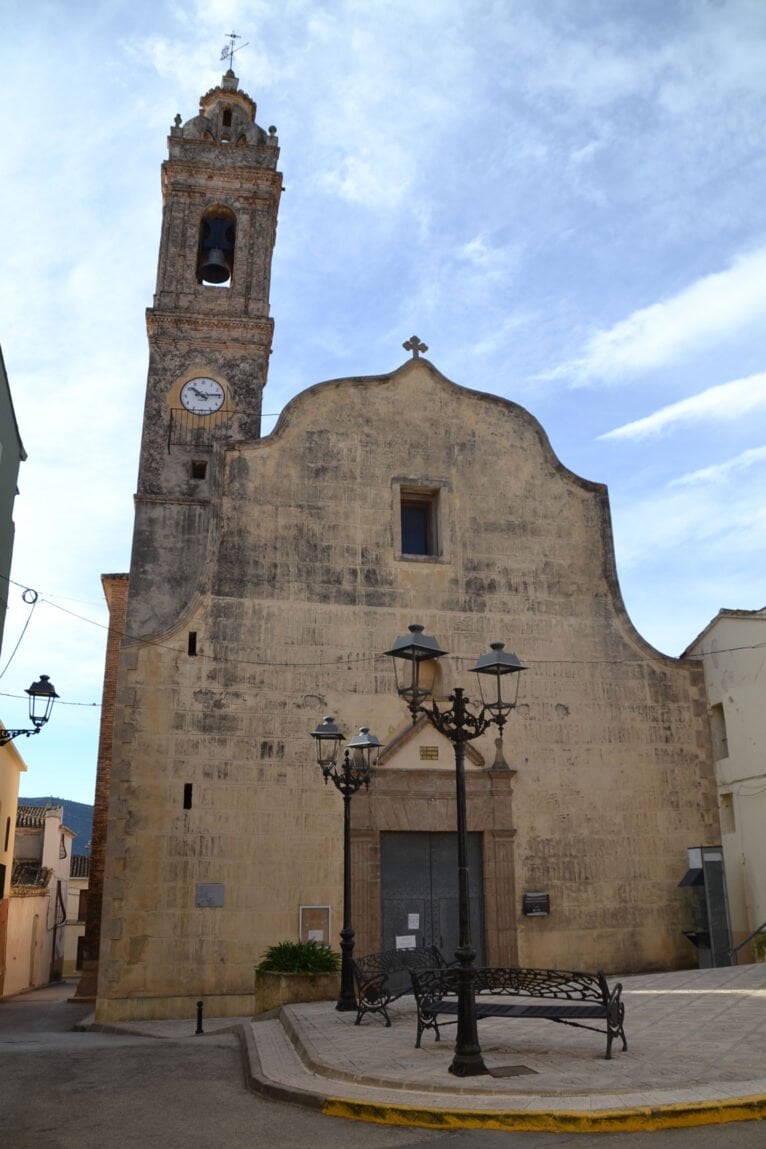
[168,408,233,450]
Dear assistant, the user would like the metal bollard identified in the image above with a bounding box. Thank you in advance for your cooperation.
[195,999,204,1035]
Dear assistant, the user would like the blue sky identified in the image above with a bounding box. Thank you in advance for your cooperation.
[1,0,765,805]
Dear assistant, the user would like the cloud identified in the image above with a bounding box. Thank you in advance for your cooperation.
[457,235,523,281]
[545,246,766,384]
[613,464,766,576]
[599,372,766,440]
[319,149,411,208]
[671,445,766,486]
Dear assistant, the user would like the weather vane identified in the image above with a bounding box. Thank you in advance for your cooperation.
[220,31,249,70]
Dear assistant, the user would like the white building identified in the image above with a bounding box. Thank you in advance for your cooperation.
[5,806,74,994]
[684,608,766,961]
[63,854,89,976]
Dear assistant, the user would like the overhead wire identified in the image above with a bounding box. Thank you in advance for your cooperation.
[0,587,38,682]
[1,572,765,714]
[34,584,766,666]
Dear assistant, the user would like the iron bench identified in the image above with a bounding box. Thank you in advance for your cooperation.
[410,965,627,1059]
[351,944,449,1027]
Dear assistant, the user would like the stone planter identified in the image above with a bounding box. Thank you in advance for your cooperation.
[254,969,340,1015]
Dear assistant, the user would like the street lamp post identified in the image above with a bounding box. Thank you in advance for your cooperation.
[386,625,525,1076]
[311,717,381,1012]
[0,676,59,747]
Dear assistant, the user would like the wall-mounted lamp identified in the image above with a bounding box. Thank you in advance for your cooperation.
[0,676,59,748]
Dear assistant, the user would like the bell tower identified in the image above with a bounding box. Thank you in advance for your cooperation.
[129,70,282,636]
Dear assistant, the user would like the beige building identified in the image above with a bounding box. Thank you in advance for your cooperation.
[683,608,766,961]
[0,737,26,995]
[96,70,720,1023]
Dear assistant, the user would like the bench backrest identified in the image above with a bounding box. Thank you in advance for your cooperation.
[476,966,607,1001]
[354,945,447,997]
[411,965,608,1003]
[354,944,446,980]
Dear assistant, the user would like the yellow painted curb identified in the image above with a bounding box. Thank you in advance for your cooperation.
[322,1093,766,1132]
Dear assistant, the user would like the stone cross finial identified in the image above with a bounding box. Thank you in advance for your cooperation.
[403,335,428,358]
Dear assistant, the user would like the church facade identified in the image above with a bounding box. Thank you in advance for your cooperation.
[96,71,719,1022]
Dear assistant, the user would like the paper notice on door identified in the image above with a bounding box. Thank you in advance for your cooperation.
[396,935,416,949]
[407,914,420,930]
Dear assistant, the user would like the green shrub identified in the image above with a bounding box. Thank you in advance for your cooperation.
[752,933,766,961]
[256,939,341,973]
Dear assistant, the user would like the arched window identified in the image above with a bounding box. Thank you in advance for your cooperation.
[197,208,237,286]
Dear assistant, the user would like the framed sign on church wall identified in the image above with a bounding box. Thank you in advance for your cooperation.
[299,904,331,945]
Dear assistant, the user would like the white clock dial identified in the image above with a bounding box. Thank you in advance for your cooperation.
[180,377,226,414]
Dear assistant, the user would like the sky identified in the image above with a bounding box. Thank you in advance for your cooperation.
[0,0,765,806]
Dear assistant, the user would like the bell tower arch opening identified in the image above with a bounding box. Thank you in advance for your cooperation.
[197,206,237,286]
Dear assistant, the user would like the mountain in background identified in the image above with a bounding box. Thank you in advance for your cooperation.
[18,797,93,856]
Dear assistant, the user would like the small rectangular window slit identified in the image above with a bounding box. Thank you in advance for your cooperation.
[183,783,193,810]
[191,460,208,480]
[188,631,197,656]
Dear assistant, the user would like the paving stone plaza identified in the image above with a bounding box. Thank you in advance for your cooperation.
[87,963,766,1133]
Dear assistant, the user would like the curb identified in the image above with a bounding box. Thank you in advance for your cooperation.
[239,1022,325,1111]
[241,1016,766,1132]
[321,1093,766,1133]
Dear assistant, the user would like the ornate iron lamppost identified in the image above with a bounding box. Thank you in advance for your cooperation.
[311,717,382,1012]
[386,624,525,1076]
[0,676,59,747]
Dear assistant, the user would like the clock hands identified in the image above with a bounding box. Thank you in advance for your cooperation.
[179,377,226,414]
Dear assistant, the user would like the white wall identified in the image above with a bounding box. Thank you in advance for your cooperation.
[686,612,766,955]
[4,890,48,996]
[63,876,87,976]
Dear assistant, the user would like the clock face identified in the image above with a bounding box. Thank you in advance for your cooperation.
[180,377,226,414]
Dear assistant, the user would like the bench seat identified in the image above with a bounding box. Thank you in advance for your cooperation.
[410,965,627,1059]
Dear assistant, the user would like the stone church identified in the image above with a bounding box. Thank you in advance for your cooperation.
[95,70,719,1022]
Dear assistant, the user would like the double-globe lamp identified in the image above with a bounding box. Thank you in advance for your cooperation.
[385,624,526,1077]
[310,719,382,1012]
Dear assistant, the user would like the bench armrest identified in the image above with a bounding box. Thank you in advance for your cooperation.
[606,979,623,1018]
[410,966,460,1002]
[353,968,391,1005]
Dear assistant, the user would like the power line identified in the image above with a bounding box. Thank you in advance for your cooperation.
[4,573,766,693]
[0,592,38,681]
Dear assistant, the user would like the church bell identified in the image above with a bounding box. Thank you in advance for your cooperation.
[199,247,231,284]
[198,216,235,284]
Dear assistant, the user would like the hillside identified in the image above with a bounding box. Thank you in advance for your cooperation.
[18,797,93,855]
